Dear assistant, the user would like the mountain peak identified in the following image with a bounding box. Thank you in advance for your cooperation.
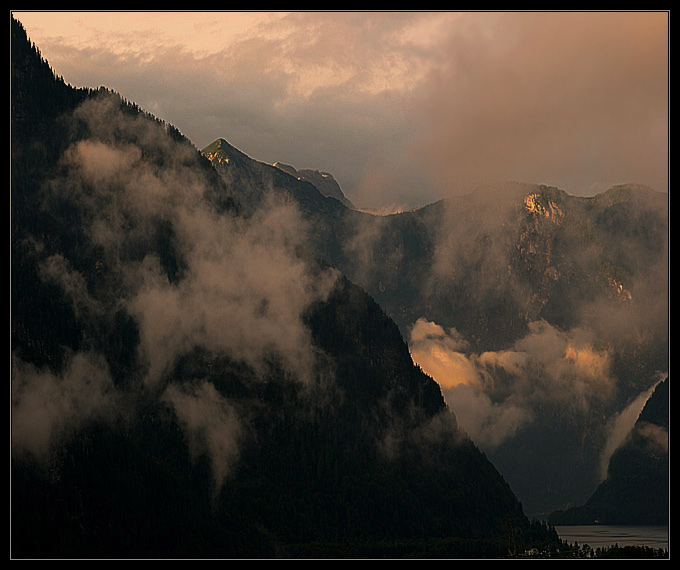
[201,138,250,166]
[273,161,355,209]
[593,183,666,209]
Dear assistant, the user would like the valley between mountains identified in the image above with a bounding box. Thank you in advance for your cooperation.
[11,15,668,558]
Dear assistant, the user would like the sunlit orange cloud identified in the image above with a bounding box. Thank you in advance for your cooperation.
[12,11,288,56]
[13,11,445,97]
[409,318,479,389]
[412,343,481,390]
[564,344,612,385]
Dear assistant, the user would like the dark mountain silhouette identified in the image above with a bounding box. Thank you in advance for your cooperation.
[201,134,668,517]
[11,16,558,558]
[548,377,668,525]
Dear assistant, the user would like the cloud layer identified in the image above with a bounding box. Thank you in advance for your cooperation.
[14,11,668,209]
[413,12,668,197]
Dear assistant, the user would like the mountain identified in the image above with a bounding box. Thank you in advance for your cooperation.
[11,16,558,558]
[548,377,669,525]
[201,150,668,517]
[200,140,354,211]
[400,183,669,517]
[273,161,355,209]
[201,138,349,216]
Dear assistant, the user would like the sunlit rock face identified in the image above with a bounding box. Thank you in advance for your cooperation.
[523,192,564,219]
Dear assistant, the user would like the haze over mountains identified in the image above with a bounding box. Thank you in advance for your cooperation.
[200,136,668,517]
[11,14,667,558]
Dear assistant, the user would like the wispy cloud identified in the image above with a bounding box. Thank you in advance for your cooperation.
[12,93,338,486]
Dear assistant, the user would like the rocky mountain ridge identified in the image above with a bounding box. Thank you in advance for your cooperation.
[202,134,668,517]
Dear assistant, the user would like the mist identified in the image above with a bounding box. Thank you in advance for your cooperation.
[401,182,668,492]
[597,376,665,480]
[11,10,668,520]
[11,352,119,459]
[11,94,338,487]
[409,318,618,450]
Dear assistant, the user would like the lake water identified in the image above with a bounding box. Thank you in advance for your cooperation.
[555,525,669,551]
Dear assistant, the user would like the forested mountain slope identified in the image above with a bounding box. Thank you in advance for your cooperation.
[11,16,557,558]
[201,138,668,517]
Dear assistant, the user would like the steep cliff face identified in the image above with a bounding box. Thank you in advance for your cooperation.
[515,191,564,319]
[406,184,667,516]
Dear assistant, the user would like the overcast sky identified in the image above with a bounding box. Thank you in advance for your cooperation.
[13,11,669,210]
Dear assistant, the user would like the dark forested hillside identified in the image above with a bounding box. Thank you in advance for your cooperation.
[11,16,558,558]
